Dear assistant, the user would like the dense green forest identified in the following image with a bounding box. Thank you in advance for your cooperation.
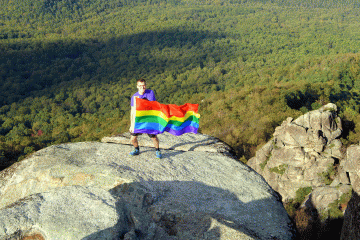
[1,0,360,169]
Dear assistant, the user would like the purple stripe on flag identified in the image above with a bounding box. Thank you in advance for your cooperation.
[134,125,198,136]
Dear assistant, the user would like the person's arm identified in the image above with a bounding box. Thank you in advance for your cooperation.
[129,106,135,132]
[129,97,137,132]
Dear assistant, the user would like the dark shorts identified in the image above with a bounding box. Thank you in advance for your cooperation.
[130,132,157,138]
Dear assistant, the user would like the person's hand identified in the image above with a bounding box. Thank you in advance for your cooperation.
[129,126,133,133]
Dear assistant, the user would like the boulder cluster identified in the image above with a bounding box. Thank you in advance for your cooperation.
[248,103,352,215]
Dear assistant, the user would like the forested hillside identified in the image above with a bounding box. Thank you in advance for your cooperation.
[1,0,360,168]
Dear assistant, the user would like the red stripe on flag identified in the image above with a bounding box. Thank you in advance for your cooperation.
[136,98,199,118]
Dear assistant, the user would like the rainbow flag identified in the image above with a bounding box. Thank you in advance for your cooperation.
[133,98,200,136]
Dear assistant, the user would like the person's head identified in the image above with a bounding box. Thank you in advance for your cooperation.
[136,78,146,95]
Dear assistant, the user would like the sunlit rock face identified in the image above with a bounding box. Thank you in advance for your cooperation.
[248,103,351,215]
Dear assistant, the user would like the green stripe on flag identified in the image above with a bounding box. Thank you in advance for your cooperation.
[135,115,199,127]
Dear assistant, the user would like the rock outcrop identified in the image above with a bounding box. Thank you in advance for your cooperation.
[0,133,295,240]
[248,103,352,215]
[102,132,236,157]
[340,145,360,239]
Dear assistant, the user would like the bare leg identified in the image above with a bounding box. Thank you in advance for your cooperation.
[151,136,159,149]
[130,135,139,148]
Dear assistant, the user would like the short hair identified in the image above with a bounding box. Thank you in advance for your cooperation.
[137,78,146,84]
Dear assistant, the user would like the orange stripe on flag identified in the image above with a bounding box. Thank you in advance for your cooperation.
[136,98,199,118]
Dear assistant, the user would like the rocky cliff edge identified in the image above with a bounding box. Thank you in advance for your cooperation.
[0,132,295,240]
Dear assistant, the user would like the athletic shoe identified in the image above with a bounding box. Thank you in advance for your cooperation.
[130,149,140,156]
[156,150,162,159]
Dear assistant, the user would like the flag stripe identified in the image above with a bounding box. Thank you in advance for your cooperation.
[136,110,200,122]
[135,120,199,132]
[134,125,199,136]
[135,115,199,127]
[136,99,199,118]
[134,98,200,136]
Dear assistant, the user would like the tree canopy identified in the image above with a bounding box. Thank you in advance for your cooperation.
[1,0,360,168]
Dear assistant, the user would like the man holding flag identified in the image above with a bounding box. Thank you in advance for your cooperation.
[129,78,200,159]
[129,78,162,158]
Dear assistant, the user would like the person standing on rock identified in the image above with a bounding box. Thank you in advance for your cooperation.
[129,78,162,158]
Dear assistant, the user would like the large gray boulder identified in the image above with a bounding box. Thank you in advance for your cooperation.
[343,145,360,193]
[248,103,350,213]
[0,134,295,240]
[0,185,125,240]
[303,185,351,213]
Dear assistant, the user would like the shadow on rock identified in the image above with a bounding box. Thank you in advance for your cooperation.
[85,181,296,240]
[294,194,344,240]
[340,190,360,240]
